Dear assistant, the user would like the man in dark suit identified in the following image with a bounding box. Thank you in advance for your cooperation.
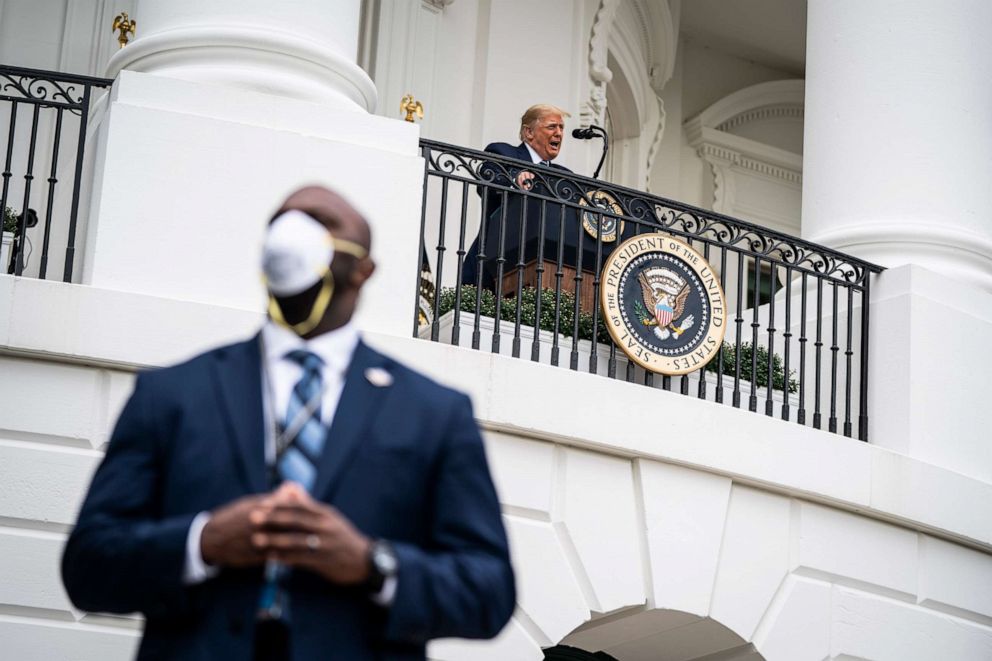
[62,186,515,661]
[461,104,574,290]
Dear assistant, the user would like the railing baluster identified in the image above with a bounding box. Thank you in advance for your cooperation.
[531,200,548,362]
[781,266,793,421]
[472,184,490,351]
[814,276,824,429]
[38,107,64,280]
[512,186,529,359]
[491,190,509,354]
[749,256,761,412]
[844,284,855,437]
[15,104,42,276]
[859,277,872,441]
[451,180,469,346]
[569,209,584,370]
[551,204,566,367]
[765,262,777,416]
[798,272,808,426]
[829,281,840,433]
[733,253,745,407]
[430,177,450,342]
[715,246,728,403]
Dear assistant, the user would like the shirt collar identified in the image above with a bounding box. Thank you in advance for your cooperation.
[262,319,360,374]
[524,142,548,165]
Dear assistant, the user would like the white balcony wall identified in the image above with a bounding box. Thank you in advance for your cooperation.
[2,279,992,659]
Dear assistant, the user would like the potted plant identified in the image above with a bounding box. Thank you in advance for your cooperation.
[1,206,17,273]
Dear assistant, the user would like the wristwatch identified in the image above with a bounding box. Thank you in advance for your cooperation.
[365,539,398,593]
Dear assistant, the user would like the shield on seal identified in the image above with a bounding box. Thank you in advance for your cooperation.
[655,300,674,327]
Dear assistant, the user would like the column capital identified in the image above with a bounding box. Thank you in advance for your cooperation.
[107,0,376,111]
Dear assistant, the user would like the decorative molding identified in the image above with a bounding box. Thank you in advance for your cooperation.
[643,0,677,94]
[422,0,454,9]
[589,0,619,85]
[709,160,729,214]
[716,105,804,133]
[644,95,666,192]
[584,0,620,127]
[104,25,378,111]
[583,0,678,186]
[695,141,803,186]
[691,79,804,132]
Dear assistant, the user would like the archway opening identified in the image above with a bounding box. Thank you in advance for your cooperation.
[551,607,765,661]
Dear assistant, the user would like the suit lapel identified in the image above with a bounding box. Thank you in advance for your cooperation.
[211,336,268,493]
[312,340,389,500]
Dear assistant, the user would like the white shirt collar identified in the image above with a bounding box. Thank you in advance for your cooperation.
[261,319,360,374]
[524,142,549,165]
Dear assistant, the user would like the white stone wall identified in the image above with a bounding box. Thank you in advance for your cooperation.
[3,279,990,659]
[0,357,140,660]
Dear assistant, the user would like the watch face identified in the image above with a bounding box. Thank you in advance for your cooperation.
[373,542,399,576]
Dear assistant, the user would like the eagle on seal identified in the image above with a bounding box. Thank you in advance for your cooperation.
[637,267,695,341]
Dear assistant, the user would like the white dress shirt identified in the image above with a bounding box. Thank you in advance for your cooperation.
[524,142,549,165]
[183,321,396,604]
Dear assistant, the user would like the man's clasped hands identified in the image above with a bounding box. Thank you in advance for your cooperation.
[200,482,372,585]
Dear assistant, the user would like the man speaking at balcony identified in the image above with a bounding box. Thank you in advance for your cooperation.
[61,186,515,661]
[462,103,573,289]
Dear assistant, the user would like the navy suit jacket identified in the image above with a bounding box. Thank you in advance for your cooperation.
[462,142,573,289]
[62,336,515,661]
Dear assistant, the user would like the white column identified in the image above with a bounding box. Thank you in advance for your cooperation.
[82,2,423,338]
[803,0,992,482]
[106,0,376,111]
[802,0,992,292]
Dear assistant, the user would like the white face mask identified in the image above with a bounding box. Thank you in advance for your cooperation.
[261,209,367,335]
[262,209,334,296]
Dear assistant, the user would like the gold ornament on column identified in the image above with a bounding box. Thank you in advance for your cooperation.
[400,95,424,123]
[112,12,136,49]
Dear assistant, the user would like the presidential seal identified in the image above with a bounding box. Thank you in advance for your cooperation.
[601,234,727,375]
[578,190,624,242]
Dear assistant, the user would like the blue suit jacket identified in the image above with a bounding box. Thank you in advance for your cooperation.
[62,336,514,661]
[461,143,573,288]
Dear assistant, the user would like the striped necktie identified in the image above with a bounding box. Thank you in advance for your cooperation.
[258,349,326,621]
[541,160,551,167]
[276,349,326,492]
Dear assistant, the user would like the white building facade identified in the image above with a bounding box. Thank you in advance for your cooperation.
[1,1,991,659]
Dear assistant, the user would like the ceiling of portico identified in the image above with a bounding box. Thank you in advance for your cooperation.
[680,0,807,75]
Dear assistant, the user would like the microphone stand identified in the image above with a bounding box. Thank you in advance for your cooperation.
[592,128,609,180]
[575,125,609,180]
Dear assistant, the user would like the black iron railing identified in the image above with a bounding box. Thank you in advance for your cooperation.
[415,139,883,441]
[0,65,114,280]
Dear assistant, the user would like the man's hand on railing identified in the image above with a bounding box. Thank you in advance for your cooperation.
[516,170,536,190]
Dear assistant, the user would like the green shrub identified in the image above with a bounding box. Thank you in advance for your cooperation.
[704,341,798,393]
[3,206,17,233]
[436,285,610,344]
[436,284,797,393]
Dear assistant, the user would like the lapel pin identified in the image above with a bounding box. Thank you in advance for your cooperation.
[365,367,393,387]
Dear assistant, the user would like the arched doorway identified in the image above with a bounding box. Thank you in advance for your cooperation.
[556,608,763,661]
[544,644,618,660]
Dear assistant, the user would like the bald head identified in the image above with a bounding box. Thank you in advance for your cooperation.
[274,185,372,253]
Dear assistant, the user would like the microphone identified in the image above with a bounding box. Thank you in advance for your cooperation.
[571,127,597,140]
